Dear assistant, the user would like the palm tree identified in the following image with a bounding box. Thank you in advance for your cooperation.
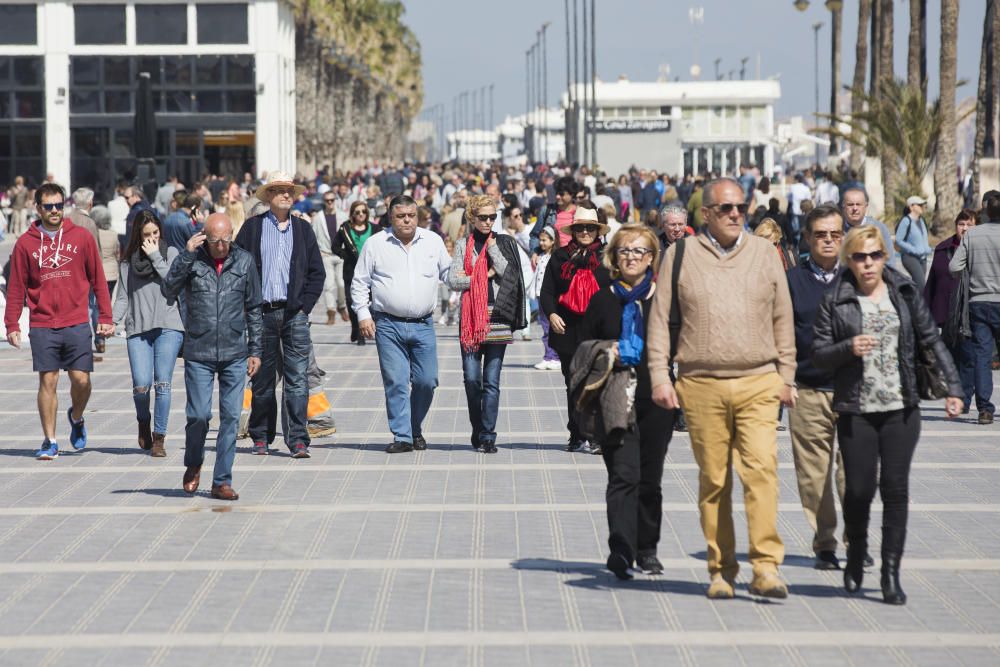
[934,0,962,231]
[972,0,998,203]
[849,0,872,175]
[829,1,843,158]
[878,0,901,219]
[908,0,928,99]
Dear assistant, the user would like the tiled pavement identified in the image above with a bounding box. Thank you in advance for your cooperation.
[0,315,999,666]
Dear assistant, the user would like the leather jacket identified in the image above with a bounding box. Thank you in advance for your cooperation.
[811,266,962,414]
[162,245,263,364]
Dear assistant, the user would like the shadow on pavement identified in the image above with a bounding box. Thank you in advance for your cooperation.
[688,551,817,569]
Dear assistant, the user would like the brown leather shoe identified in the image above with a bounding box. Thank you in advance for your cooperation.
[210,484,239,501]
[137,420,153,450]
[150,433,166,458]
[182,465,201,494]
[94,338,106,353]
[325,309,336,325]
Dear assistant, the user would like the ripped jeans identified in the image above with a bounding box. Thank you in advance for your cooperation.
[126,328,184,434]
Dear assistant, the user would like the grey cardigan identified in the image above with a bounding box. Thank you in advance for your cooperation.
[113,246,184,336]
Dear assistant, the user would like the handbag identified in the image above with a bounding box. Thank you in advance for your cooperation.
[915,344,950,400]
[942,268,971,348]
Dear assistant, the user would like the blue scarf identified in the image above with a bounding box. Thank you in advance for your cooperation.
[612,270,654,367]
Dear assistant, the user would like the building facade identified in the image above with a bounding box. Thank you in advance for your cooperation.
[0,0,295,196]
[563,78,780,177]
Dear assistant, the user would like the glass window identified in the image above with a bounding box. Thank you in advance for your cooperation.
[164,90,193,112]
[14,126,42,156]
[197,4,248,44]
[0,58,9,85]
[175,130,200,155]
[138,57,162,83]
[196,55,222,85]
[104,91,131,113]
[72,57,100,86]
[111,129,133,157]
[226,54,253,84]
[13,58,41,87]
[71,90,100,114]
[75,5,126,45]
[197,91,222,113]
[710,107,723,135]
[227,90,254,113]
[73,129,108,158]
[103,57,131,86]
[136,4,187,45]
[0,93,9,119]
[0,5,37,45]
[724,106,737,134]
[15,92,43,118]
[164,56,192,85]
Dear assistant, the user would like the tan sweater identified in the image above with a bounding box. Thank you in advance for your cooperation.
[647,234,796,387]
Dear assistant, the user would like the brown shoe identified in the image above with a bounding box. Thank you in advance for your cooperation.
[137,420,153,450]
[707,574,735,599]
[94,338,106,353]
[150,433,166,457]
[325,309,336,325]
[749,571,789,599]
[978,410,994,425]
[182,465,201,494]
[210,484,239,501]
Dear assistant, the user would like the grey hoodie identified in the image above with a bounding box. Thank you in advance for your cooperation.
[949,220,1000,303]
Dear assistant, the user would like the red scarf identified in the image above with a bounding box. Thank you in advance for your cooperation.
[460,234,492,352]
[558,240,602,314]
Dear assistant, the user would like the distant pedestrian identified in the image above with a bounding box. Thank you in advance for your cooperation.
[895,196,932,293]
[351,195,451,453]
[162,213,262,500]
[333,201,378,344]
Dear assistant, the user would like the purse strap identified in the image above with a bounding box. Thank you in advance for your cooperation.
[669,238,685,363]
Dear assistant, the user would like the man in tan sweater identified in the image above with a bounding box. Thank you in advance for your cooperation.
[647,178,797,600]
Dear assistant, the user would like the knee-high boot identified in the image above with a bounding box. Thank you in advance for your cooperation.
[843,524,867,593]
[880,526,907,605]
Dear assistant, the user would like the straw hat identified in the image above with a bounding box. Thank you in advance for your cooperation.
[256,171,305,201]
[568,206,609,236]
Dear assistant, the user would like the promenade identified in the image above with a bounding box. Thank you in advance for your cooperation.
[0,309,998,665]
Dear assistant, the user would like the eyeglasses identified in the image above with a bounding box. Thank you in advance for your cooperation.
[711,203,750,215]
[476,213,498,222]
[573,224,599,234]
[206,238,232,245]
[354,209,368,216]
[849,250,885,263]
[811,230,844,241]
[615,247,653,258]
[40,202,65,211]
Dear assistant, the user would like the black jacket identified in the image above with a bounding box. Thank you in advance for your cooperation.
[787,261,840,390]
[491,234,528,330]
[162,245,263,364]
[579,286,655,399]
[539,246,612,359]
[332,222,378,285]
[811,267,962,414]
[234,213,326,318]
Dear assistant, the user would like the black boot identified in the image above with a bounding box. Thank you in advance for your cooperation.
[843,527,867,594]
[881,527,907,605]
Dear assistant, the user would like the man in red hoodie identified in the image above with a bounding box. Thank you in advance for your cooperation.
[4,183,114,460]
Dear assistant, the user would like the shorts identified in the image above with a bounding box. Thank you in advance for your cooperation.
[28,323,94,373]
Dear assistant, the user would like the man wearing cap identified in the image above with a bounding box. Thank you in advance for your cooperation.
[235,172,326,458]
[841,187,899,269]
[896,195,933,292]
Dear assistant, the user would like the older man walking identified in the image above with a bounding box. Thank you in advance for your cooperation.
[351,195,451,453]
[236,172,326,458]
[648,177,797,600]
[163,213,262,500]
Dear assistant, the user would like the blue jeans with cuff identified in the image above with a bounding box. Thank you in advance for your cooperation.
[126,328,183,434]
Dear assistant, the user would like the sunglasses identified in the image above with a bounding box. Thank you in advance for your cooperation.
[573,224,599,234]
[812,231,843,241]
[354,209,368,216]
[324,198,335,204]
[850,250,885,263]
[41,202,65,211]
[476,213,498,222]
[711,203,750,215]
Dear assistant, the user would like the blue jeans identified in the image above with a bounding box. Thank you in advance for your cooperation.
[126,328,183,433]
[184,358,245,486]
[969,302,1000,414]
[461,344,508,445]
[249,310,311,448]
[373,312,438,443]
[948,337,979,411]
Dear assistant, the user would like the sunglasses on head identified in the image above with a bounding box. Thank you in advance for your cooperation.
[850,250,885,262]
[476,213,498,222]
[712,203,749,215]
[41,202,64,211]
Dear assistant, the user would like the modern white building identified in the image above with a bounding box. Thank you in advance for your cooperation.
[0,0,296,196]
[446,129,498,163]
[564,78,781,177]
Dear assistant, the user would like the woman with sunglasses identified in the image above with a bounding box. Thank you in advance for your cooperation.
[812,225,963,605]
[112,209,184,457]
[448,195,527,453]
[540,202,612,453]
[333,201,377,345]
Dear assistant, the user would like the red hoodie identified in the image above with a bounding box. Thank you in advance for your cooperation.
[4,219,112,334]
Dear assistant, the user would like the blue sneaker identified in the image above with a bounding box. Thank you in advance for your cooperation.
[35,440,58,460]
[67,408,87,450]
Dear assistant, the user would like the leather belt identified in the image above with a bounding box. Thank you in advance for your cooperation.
[375,311,432,323]
[262,300,287,312]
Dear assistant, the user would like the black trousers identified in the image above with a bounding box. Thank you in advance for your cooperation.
[560,355,580,441]
[836,407,920,554]
[601,398,674,564]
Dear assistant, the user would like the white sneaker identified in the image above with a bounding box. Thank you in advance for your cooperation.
[533,360,549,370]
[437,315,447,325]
[545,360,562,370]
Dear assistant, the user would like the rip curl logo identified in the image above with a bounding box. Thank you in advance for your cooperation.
[32,240,80,270]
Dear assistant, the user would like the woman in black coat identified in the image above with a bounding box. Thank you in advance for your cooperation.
[332,201,378,345]
[812,225,963,605]
[539,206,612,453]
[579,224,673,580]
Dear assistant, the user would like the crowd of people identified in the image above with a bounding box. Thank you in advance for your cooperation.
[3,159,1000,605]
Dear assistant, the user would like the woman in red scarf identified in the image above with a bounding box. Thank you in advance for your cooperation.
[447,195,527,453]
[539,203,612,453]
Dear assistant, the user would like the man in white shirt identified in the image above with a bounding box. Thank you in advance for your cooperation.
[352,195,452,453]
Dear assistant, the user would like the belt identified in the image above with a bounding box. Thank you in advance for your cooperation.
[374,311,432,323]
[262,300,287,312]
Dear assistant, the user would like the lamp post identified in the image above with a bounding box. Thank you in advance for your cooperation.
[563,0,573,163]
[581,0,589,166]
[541,22,550,164]
[589,0,597,166]
[812,20,824,165]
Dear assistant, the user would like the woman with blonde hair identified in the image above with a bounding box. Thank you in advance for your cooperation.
[226,200,246,237]
[579,224,674,579]
[813,224,963,604]
[755,217,796,270]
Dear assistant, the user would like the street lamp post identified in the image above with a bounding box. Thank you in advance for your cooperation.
[581,0,589,166]
[563,0,573,164]
[813,20,824,165]
[589,0,597,166]
[541,22,550,164]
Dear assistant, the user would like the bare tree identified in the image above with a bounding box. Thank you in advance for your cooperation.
[934,0,962,230]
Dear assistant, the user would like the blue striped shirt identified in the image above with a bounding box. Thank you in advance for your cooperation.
[261,212,293,302]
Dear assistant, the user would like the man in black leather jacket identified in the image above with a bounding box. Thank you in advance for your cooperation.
[163,213,263,501]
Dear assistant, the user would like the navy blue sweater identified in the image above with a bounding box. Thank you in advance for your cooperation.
[787,261,839,390]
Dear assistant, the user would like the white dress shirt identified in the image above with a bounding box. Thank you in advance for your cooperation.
[351,227,451,321]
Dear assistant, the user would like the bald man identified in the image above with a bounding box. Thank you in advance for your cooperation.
[163,213,263,500]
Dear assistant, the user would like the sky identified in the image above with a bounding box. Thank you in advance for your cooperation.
[402,0,987,126]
